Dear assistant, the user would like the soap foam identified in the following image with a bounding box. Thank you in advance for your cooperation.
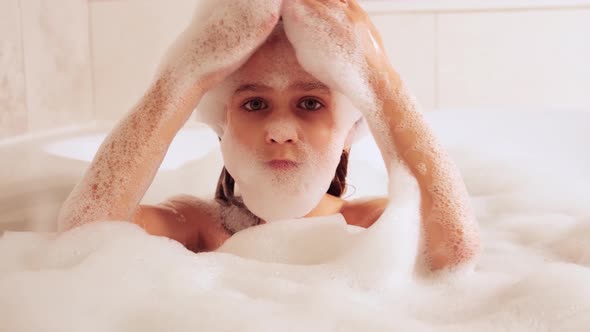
[2,146,590,330]
[156,0,282,96]
[220,125,347,222]
[194,21,367,142]
[281,0,378,114]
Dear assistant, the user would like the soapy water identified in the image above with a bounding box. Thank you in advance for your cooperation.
[2,144,590,331]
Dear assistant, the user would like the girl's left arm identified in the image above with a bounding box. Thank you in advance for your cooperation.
[282,0,481,272]
[371,65,482,271]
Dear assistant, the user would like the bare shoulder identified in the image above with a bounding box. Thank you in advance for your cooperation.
[162,194,232,252]
[341,196,389,228]
[133,194,220,251]
[161,194,218,217]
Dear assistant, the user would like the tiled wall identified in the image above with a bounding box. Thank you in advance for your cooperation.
[0,0,93,139]
[2,1,589,140]
[88,2,590,122]
[86,1,439,121]
[89,0,196,122]
[437,9,590,111]
[0,0,27,138]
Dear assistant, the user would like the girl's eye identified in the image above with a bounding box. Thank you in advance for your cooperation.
[298,98,324,111]
[242,98,268,112]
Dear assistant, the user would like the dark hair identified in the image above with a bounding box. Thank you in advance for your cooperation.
[215,150,350,207]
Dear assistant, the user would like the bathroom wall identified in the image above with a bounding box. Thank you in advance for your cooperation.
[367,1,590,112]
[88,0,590,122]
[436,9,590,111]
[86,0,440,121]
[89,0,196,122]
[1,1,589,140]
[0,0,93,139]
[0,0,27,139]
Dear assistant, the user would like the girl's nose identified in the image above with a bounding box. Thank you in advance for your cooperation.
[265,119,299,144]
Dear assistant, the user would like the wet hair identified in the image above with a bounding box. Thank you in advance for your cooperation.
[215,149,350,208]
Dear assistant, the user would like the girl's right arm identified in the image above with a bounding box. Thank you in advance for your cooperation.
[57,76,202,232]
[57,0,282,235]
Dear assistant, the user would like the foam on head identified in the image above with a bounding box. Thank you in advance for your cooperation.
[194,22,367,143]
[281,0,379,114]
[156,0,283,96]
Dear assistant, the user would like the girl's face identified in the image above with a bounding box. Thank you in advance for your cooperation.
[218,26,359,221]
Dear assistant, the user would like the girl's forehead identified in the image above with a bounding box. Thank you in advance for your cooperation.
[227,29,322,91]
[229,67,320,92]
[231,58,313,90]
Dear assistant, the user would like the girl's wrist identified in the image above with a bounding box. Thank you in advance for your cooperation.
[369,64,403,104]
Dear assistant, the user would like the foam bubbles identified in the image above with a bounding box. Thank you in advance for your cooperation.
[157,0,282,95]
[3,150,590,331]
[282,0,377,113]
[219,126,346,222]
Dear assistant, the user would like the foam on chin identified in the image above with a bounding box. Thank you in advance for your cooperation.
[219,129,346,222]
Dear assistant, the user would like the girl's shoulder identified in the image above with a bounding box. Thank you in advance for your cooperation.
[158,194,230,251]
[340,196,389,228]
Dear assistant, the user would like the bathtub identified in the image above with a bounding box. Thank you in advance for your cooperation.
[1,110,590,331]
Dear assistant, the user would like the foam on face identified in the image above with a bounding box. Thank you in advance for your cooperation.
[220,123,347,222]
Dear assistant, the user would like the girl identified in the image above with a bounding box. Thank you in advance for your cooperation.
[58,0,480,272]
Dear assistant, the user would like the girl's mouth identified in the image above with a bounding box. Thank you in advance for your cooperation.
[266,159,300,170]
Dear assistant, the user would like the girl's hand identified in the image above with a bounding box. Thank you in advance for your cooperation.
[156,0,282,107]
[281,0,393,113]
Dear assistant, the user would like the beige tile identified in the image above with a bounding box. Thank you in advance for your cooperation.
[370,13,437,112]
[437,9,590,111]
[90,0,197,122]
[0,0,27,138]
[20,0,94,132]
[89,1,433,121]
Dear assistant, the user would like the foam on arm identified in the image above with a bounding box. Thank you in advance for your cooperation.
[369,67,482,272]
[57,77,201,231]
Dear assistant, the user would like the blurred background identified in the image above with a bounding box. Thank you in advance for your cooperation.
[1,0,589,233]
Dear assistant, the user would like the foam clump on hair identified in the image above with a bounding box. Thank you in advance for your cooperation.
[192,22,369,144]
[281,0,379,114]
[156,0,282,94]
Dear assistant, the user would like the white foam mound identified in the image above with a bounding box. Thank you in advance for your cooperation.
[2,146,590,331]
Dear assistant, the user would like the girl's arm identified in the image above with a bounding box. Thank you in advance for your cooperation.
[57,77,202,231]
[371,66,481,271]
[58,0,282,232]
[282,0,481,271]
